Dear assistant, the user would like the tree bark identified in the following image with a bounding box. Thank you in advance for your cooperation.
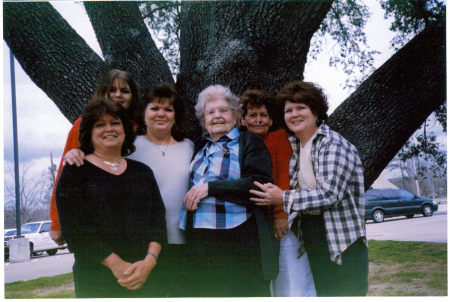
[3,2,108,123]
[3,2,446,190]
[84,1,174,89]
[177,0,333,138]
[328,19,445,189]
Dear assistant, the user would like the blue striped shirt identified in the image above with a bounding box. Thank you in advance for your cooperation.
[179,127,251,229]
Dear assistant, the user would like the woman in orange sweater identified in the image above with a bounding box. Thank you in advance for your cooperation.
[240,89,316,297]
[49,69,141,245]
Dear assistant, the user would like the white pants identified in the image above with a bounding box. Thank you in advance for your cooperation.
[270,230,316,297]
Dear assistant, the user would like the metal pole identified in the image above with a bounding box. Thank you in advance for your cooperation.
[10,49,22,237]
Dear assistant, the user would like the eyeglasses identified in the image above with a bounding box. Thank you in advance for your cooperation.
[205,107,231,116]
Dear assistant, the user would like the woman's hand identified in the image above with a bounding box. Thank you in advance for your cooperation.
[273,217,289,239]
[250,181,284,206]
[102,253,132,281]
[183,183,208,211]
[118,257,156,290]
[63,148,85,167]
[49,230,65,245]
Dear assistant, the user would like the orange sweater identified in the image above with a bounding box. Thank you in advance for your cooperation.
[50,117,82,231]
[264,129,292,219]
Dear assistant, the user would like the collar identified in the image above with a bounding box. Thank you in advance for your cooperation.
[288,123,329,153]
[204,127,240,143]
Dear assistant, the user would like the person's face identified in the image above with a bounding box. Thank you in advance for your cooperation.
[241,105,272,137]
[144,99,176,134]
[203,98,236,141]
[284,101,318,138]
[108,79,132,109]
[91,114,125,151]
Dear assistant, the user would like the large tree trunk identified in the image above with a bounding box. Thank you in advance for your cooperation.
[3,2,173,123]
[3,2,107,122]
[177,1,333,138]
[328,19,445,189]
[3,2,446,189]
[84,1,174,89]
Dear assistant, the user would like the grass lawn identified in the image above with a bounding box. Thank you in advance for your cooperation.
[368,240,447,296]
[4,240,447,298]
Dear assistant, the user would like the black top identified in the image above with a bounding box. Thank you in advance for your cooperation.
[56,159,167,265]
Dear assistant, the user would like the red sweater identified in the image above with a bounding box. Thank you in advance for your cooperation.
[264,129,292,219]
[50,117,82,231]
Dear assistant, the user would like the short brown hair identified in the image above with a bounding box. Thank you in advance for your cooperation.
[240,89,275,118]
[135,83,187,141]
[277,81,329,128]
[79,97,136,156]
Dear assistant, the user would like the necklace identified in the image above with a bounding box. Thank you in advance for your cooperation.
[94,153,122,172]
[156,143,169,156]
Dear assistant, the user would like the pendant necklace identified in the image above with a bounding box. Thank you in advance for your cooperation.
[94,153,121,172]
[157,143,169,156]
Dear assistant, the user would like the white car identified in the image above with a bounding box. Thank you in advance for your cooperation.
[21,220,67,256]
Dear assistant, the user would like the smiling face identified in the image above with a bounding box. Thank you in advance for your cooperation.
[144,99,175,136]
[241,105,272,138]
[91,114,125,152]
[203,98,237,141]
[284,101,319,142]
[108,79,132,109]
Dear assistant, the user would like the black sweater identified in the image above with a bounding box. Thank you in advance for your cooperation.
[56,159,167,265]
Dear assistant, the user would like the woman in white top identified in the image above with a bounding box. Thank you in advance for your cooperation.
[128,83,194,297]
[63,83,194,297]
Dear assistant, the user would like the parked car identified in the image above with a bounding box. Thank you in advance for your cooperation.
[365,188,439,223]
[4,229,17,261]
[22,220,67,256]
[5,221,67,260]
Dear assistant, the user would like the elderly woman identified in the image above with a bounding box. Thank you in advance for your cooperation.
[250,81,368,296]
[55,98,166,298]
[179,85,278,297]
[240,89,316,297]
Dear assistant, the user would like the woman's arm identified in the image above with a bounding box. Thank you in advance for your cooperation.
[115,165,165,290]
[49,118,82,244]
[208,132,273,205]
[55,164,115,264]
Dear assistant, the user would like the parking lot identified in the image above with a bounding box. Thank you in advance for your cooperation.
[4,204,447,283]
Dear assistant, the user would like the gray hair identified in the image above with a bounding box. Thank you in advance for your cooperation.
[195,84,241,127]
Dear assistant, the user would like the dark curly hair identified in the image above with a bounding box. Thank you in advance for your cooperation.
[79,97,136,157]
[240,89,276,118]
[135,83,187,141]
[277,81,329,131]
[93,69,141,124]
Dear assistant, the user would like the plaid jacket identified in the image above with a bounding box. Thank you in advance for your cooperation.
[283,123,367,264]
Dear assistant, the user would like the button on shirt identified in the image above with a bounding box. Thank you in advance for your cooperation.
[283,123,366,264]
[179,127,251,230]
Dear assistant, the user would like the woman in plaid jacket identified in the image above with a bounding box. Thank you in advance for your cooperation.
[250,80,368,297]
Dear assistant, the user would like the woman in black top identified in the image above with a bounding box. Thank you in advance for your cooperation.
[55,97,166,298]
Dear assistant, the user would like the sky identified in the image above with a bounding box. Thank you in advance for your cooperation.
[1,1,443,186]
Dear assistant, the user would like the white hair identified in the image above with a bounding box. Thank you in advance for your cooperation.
[195,84,241,127]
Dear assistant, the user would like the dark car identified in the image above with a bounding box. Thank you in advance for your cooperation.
[365,188,438,223]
